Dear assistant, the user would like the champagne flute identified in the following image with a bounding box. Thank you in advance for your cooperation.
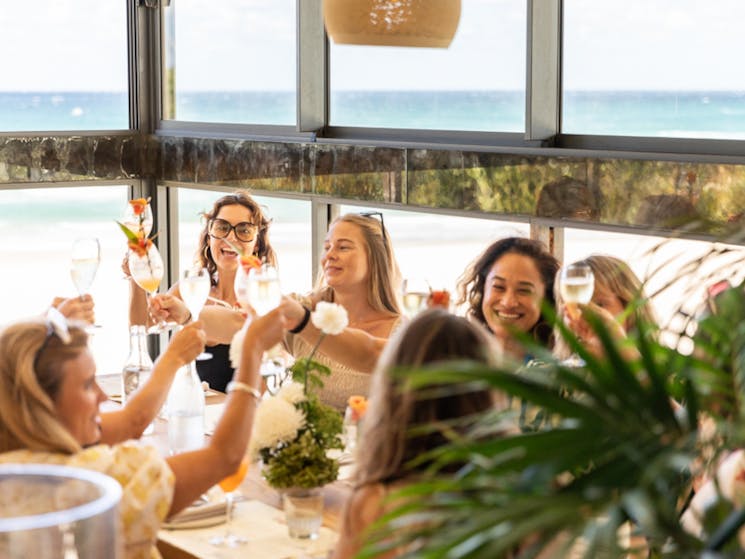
[247,264,283,389]
[209,458,249,547]
[402,278,428,318]
[70,238,101,329]
[180,267,212,360]
[128,243,174,334]
[559,262,595,367]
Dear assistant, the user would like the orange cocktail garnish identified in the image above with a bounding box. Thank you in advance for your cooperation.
[218,458,249,493]
[348,395,368,422]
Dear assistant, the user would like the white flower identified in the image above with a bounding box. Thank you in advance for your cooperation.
[311,302,349,335]
[278,382,306,405]
[248,396,306,459]
[228,324,247,369]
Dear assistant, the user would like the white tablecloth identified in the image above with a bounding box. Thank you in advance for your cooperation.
[159,499,338,559]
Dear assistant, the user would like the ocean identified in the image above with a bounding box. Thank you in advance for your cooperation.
[2,90,745,138]
[2,90,745,372]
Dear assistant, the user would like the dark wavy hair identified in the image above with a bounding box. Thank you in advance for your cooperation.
[196,190,277,286]
[456,237,560,348]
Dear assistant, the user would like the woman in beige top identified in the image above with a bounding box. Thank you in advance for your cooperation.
[281,213,402,410]
[333,309,502,559]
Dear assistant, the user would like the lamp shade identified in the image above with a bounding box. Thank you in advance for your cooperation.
[323,0,461,48]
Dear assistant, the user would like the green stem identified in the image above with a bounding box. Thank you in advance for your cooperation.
[304,333,326,395]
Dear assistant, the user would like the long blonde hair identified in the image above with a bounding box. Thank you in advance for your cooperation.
[314,213,401,315]
[0,318,88,454]
[355,309,500,488]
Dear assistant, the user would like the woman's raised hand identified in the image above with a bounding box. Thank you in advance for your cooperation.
[150,293,191,325]
[52,295,96,324]
[163,321,207,367]
[563,302,627,358]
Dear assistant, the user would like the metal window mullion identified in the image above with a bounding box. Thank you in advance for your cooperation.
[297,0,327,133]
[525,0,562,144]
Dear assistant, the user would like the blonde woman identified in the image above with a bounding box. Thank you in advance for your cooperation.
[281,213,402,410]
[0,308,286,558]
[554,254,659,361]
[333,309,503,559]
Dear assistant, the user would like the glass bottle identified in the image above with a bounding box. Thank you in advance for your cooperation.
[166,365,205,454]
[122,324,155,435]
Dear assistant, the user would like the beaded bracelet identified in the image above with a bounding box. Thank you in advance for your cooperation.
[289,306,311,334]
[226,381,261,400]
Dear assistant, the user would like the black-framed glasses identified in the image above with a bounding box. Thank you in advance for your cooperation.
[208,218,258,242]
[359,211,388,247]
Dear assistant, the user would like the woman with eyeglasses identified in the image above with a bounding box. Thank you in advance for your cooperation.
[136,190,277,392]
[280,213,403,411]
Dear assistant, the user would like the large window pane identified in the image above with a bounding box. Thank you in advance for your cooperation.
[340,205,530,299]
[163,1,296,125]
[0,2,128,131]
[330,0,526,131]
[177,190,313,295]
[564,0,745,139]
[0,186,130,375]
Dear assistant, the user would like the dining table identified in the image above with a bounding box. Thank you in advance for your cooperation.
[98,374,351,559]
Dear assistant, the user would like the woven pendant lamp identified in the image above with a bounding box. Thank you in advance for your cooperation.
[323,0,461,48]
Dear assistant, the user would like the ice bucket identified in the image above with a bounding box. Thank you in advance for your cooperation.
[0,464,122,558]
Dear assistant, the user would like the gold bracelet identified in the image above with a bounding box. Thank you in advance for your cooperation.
[226,381,261,400]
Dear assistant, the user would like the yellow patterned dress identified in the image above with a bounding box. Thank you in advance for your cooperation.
[0,442,174,559]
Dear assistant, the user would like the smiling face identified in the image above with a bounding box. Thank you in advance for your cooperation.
[208,204,258,273]
[481,252,546,341]
[53,348,107,447]
[321,221,370,290]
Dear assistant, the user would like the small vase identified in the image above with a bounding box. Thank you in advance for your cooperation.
[282,487,324,540]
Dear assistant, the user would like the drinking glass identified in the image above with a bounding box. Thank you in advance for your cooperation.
[209,458,249,547]
[180,267,213,360]
[70,238,101,329]
[122,201,153,237]
[128,243,174,334]
[559,262,595,366]
[401,278,428,318]
[247,264,281,316]
[247,264,283,389]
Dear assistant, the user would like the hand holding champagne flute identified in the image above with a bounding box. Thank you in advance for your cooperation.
[209,457,249,547]
[180,267,212,360]
[559,262,595,366]
[70,238,101,328]
[127,242,174,334]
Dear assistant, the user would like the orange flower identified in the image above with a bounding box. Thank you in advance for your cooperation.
[240,254,262,273]
[129,197,150,216]
[127,234,153,257]
[348,395,368,421]
[427,289,451,309]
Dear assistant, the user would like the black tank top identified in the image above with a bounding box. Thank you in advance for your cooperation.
[195,343,235,393]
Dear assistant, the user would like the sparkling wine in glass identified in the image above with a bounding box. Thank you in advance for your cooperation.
[180,267,212,360]
[209,458,249,547]
[128,243,174,334]
[559,262,595,366]
[247,264,281,316]
[402,278,428,318]
[70,238,101,329]
[70,238,100,296]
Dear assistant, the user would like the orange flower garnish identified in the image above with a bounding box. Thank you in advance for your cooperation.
[127,234,153,257]
[348,395,368,421]
[427,289,451,309]
[240,254,262,273]
[129,197,150,216]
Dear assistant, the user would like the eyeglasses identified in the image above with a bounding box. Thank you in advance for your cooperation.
[359,211,388,248]
[208,218,258,242]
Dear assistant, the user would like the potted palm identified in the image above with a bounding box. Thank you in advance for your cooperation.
[361,250,745,558]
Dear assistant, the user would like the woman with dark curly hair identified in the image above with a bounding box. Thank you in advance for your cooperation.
[143,190,277,392]
[456,237,560,362]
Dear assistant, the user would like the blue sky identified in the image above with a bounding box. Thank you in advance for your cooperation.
[1,0,743,92]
